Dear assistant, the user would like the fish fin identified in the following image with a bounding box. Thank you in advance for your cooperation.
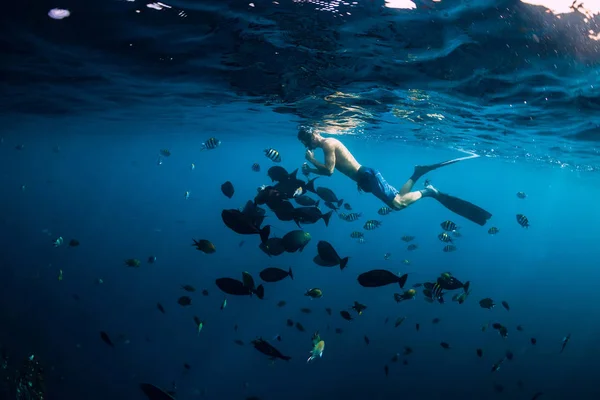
[259,225,271,244]
[255,284,265,300]
[398,273,408,289]
[322,210,333,226]
[315,200,320,208]
[289,169,298,180]
[463,281,471,293]
[338,198,344,207]
[288,267,294,280]
[339,257,349,271]
[306,177,318,193]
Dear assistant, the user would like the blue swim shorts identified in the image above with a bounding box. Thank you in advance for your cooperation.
[356,167,399,208]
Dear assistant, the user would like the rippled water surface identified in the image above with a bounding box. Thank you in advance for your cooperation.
[1,0,599,170]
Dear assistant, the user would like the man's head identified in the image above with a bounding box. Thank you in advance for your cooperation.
[297,126,319,150]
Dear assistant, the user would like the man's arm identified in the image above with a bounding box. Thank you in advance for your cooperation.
[306,144,336,176]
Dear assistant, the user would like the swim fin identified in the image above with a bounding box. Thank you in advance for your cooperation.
[412,152,480,182]
[434,191,492,226]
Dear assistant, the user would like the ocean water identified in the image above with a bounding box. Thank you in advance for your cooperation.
[1,1,600,400]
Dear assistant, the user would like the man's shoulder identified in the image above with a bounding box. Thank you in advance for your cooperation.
[323,137,341,148]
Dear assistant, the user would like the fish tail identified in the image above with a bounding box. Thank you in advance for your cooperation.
[306,177,318,193]
[339,257,349,271]
[259,225,271,244]
[281,355,292,361]
[398,273,408,289]
[322,210,333,227]
[463,281,471,293]
[338,198,344,207]
[288,267,294,280]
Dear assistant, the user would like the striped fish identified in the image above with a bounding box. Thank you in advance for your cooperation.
[443,245,456,252]
[438,232,453,243]
[350,231,364,239]
[251,163,260,172]
[377,206,393,216]
[516,214,529,228]
[201,137,221,150]
[423,282,445,303]
[364,220,382,230]
[340,212,362,222]
[264,148,281,162]
[440,220,457,231]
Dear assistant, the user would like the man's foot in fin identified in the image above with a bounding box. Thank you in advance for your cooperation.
[411,156,472,182]
[419,184,439,199]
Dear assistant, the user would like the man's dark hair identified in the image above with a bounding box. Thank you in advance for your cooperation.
[297,126,314,143]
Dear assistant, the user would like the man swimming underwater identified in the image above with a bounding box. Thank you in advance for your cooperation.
[298,126,492,226]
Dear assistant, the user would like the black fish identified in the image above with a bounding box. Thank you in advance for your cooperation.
[315,241,349,270]
[516,191,527,199]
[259,267,294,282]
[178,296,192,306]
[69,239,80,247]
[437,276,469,292]
[440,220,457,231]
[357,269,408,288]
[267,166,289,182]
[251,163,260,172]
[501,301,510,311]
[281,230,311,253]
[201,137,220,150]
[221,209,270,243]
[259,237,286,257]
[423,282,445,303]
[440,342,450,349]
[340,310,353,321]
[216,277,264,299]
[293,207,333,227]
[294,195,319,207]
[272,201,297,222]
[139,383,176,400]
[323,201,340,211]
[156,303,165,314]
[516,214,529,228]
[241,201,266,227]
[221,181,234,198]
[100,331,114,347]
[305,179,343,206]
[476,348,483,357]
[251,338,291,361]
[343,203,352,210]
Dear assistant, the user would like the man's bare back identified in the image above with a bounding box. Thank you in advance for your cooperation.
[321,138,362,181]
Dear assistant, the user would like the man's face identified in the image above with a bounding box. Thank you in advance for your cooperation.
[301,134,316,150]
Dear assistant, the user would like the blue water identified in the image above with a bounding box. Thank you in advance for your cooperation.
[1,0,600,399]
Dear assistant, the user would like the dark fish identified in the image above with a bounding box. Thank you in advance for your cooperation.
[440,220,457,231]
[505,350,514,360]
[277,300,286,307]
[295,322,305,332]
[323,201,340,211]
[516,191,527,199]
[340,311,353,321]
[476,348,483,358]
[350,231,364,239]
[560,333,571,353]
[501,301,510,311]
[479,298,495,309]
[488,227,500,235]
[437,275,469,292]
[423,282,445,303]
[221,209,270,244]
[407,244,418,251]
[201,137,220,150]
[272,200,296,222]
[147,255,156,264]
[351,301,367,315]
[264,148,282,162]
[181,285,195,292]
[300,308,311,314]
[221,181,234,198]
[293,207,332,227]
[286,319,294,327]
[384,365,389,376]
[281,230,311,253]
[325,308,332,316]
[267,166,289,182]
[100,331,114,347]
[294,195,319,207]
[517,325,524,332]
[215,277,252,296]
[259,237,286,257]
[178,296,192,306]
[339,212,362,222]
[314,241,349,270]
[531,337,537,345]
[403,346,413,355]
[364,335,370,345]
[305,179,343,206]
[259,267,294,282]
[401,235,415,242]
[335,328,343,334]
[68,239,80,247]
[531,392,544,400]
[251,163,260,172]
[202,289,209,296]
[242,271,265,299]
[443,245,457,252]
[357,270,408,288]
[516,214,529,228]
[416,323,420,331]
[234,339,244,346]
[440,342,450,349]
[493,384,504,393]
[156,303,165,314]
[139,383,176,400]
[192,239,216,254]
[343,203,352,210]
[251,338,291,361]
[241,200,267,227]
[183,363,191,370]
[432,318,440,324]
